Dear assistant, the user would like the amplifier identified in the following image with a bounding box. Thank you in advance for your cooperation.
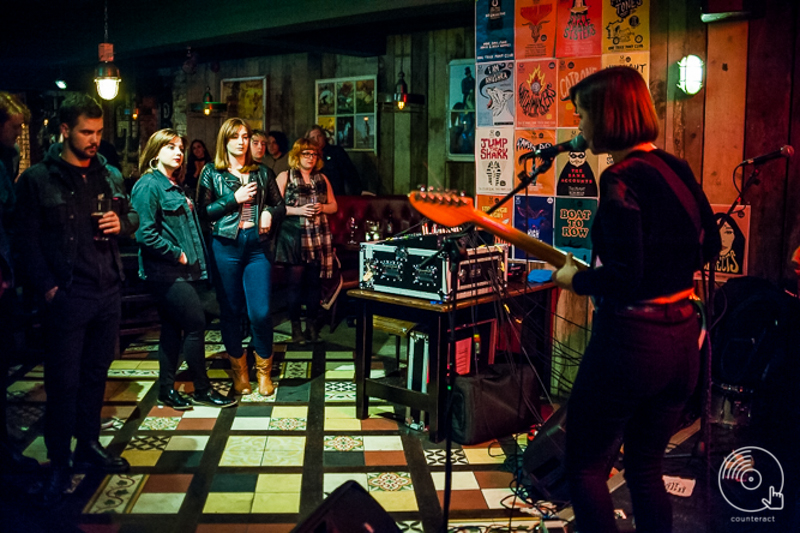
[359,237,507,301]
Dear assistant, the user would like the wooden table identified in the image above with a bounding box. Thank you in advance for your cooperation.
[350,281,557,441]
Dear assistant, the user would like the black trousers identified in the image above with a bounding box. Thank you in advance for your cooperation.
[284,263,321,324]
[148,280,210,396]
[43,289,121,466]
[565,301,700,533]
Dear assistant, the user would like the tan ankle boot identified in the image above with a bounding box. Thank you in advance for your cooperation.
[254,353,275,396]
[228,353,252,395]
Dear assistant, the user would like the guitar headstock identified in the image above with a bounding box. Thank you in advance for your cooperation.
[408,188,476,228]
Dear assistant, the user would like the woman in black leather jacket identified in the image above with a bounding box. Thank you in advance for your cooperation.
[197,118,285,397]
[132,129,235,410]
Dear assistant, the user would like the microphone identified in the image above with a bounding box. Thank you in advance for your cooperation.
[742,145,794,166]
[533,135,588,159]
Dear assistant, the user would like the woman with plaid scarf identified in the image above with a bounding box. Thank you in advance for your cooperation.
[275,138,338,343]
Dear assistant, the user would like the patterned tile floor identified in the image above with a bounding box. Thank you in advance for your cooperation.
[3,323,554,533]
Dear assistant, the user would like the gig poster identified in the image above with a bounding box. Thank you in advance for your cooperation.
[476,195,514,247]
[707,205,751,278]
[602,0,649,54]
[555,127,599,197]
[555,0,602,58]
[516,59,558,128]
[554,196,596,255]
[476,0,516,62]
[515,0,557,59]
[317,82,335,115]
[514,128,556,195]
[477,62,515,127]
[476,128,514,195]
[513,195,555,259]
[557,56,601,127]
[601,51,650,83]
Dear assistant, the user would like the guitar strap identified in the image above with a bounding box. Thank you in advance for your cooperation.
[635,151,704,245]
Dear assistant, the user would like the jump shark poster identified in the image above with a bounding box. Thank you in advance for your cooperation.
[515,0,557,59]
[477,61,515,127]
[476,127,514,195]
[476,0,515,62]
[602,0,650,54]
[513,195,555,260]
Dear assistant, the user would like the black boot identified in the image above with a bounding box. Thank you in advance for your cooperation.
[40,465,72,506]
[157,389,193,410]
[73,440,130,473]
[0,439,40,473]
[291,320,305,344]
[193,388,237,408]
[305,320,320,343]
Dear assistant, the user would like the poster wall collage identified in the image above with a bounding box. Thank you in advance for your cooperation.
[473,0,748,276]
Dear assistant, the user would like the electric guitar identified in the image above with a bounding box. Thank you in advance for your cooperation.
[408,189,590,271]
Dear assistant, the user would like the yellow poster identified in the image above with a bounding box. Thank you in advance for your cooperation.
[601,51,650,83]
[602,0,650,53]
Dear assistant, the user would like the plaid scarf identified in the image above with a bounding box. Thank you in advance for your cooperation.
[290,169,333,278]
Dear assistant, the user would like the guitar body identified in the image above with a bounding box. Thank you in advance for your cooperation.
[408,190,589,271]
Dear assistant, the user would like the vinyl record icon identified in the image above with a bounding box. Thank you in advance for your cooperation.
[718,446,784,512]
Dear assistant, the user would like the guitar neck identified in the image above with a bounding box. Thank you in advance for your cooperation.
[470,214,584,270]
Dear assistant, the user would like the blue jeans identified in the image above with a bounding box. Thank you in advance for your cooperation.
[565,301,700,533]
[211,228,273,358]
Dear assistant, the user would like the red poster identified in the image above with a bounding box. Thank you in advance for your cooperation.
[516,59,558,129]
[556,56,601,127]
[515,0,557,59]
[555,0,602,58]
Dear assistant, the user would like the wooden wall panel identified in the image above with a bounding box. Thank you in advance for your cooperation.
[649,0,670,149]
[427,29,449,190]
[702,21,748,204]
[744,0,797,280]
[786,3,800,282]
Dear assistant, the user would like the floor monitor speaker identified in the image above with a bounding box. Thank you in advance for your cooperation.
[521,406,569,502]
[292,480,401,533]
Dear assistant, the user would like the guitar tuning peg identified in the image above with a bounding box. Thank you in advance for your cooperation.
[458,190,466,197]
[419,185,427,193]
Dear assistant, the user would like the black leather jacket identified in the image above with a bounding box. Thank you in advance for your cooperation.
[196,162,285,257]
[14,143,138,296]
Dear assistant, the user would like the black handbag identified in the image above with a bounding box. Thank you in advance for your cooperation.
[450,363,541,445]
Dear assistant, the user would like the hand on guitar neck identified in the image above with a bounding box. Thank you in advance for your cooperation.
[408,189,589,287]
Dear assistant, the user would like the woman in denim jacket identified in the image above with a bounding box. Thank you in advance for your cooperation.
[132,129,235,409]
[197,118,285,397]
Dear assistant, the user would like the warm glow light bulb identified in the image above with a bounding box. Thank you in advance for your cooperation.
[396,100,406,111]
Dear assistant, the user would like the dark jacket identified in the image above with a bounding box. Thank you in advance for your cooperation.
[196,162,285,258]
[14,143,138,296]
[131,170,207,283]
[0,144,18,286]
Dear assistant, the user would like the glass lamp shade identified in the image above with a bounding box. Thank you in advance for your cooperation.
[95,62,121,100]
[677,55,704,96]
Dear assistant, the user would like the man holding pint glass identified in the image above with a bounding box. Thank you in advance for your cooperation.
[15,94,138,505]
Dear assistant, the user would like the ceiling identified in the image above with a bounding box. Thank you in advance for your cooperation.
[2,0,474,93]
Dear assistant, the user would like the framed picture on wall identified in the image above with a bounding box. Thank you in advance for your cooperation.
[448,58,476,161]
[316,76,376,152]
[221,76,267,131]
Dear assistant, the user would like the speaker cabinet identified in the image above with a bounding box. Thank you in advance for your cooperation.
[292,481,400,533]
[521,407,569,502]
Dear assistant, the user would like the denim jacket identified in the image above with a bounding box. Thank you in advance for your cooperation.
[131,170,207,282]
[14,143,138,296]
[196,162,285,259]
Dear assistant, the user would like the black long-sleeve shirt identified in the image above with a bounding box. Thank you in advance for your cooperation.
[572,149,721,303]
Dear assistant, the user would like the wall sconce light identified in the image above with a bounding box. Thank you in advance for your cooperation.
[94,1,121,100]
[677,55,704,95]
[55,79,67,90]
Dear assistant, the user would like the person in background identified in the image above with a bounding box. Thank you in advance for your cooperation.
[132,129,235,410]
[185,139,211,191]
[275,138,337,343]
[307,125,361,196]
[264,130,290,176]
[197,118,285,397]
[0,92,38,473]
[550,67,720,533]
[15,94,139,504]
